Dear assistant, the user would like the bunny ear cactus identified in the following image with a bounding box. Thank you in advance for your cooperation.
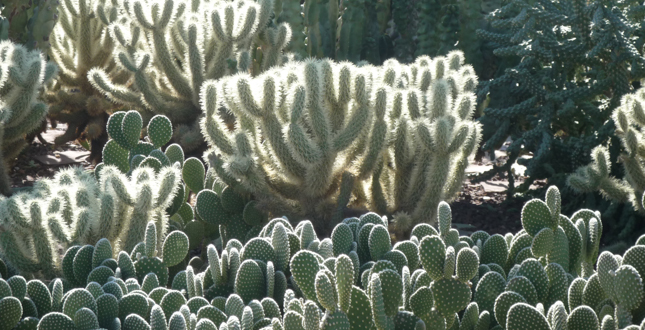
[44,0,123,165]
[131,225,188,287]
[0,40,57,196]
[88,0,292,154]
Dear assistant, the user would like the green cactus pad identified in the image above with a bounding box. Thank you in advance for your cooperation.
[165,144,185,166]
[614,265,644,310]
[14,316,39,330]
[119,293,149,322]
[123,314,151,330]
[26,279,52,316]
[196,190,230,227]
[121,110,143,149]
[544,263,568,308]
[135,257,169,287]
[506,303,550,330]
[521,200,551,237]
[290,250,321,301]
[517,258,549,302]
[378,269,403,317]
[567,306,599,330]
[242,201,265,226]
[430,278,471,318]
[196,305,226,326]
[582,274,605,312]
[183,158,206,193]
[221,187,246,213]
[493,291,527,327]
[162,231,189,267]
[7,276,25,300]
[103,140,131,173]
[37,312,76,330]
[332,223,354,257]
[160,290,187,322]
[480,234,508,267]
[147,115,173,148]
[505,276,538,306]
[74,307,100,330]
[456,247,479,282]
[96,293,119,327]
[62,289,97,320]
[235,260,266,304]
[73,245,95,286]
[394,241,420,270]
[419,235,446,281]
[530,228,554,258]
[320,309,351,330]
[0,296,22,330]
[87,266,115,286]
[241,238,275,264]
[474,271,506,313]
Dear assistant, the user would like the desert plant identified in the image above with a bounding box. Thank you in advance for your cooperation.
[0,0,59,51]
[475,0,645,194]
[88,0,292,153]
[568,88,645,215]
[201,52,480,232]
[43,0,127,164]
[0,40,57,196]
[3,185,645,329]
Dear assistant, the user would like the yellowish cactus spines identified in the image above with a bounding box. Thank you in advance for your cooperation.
[88,0,292,153]
[201,51,481,232]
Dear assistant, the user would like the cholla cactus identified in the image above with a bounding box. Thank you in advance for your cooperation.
[88,0,292,153]
[569,88,645,215]
[0,40,57,196]
[44,0,126,164]
[373,52,481,230]
[0,0,59,52]
[0,162,181,277]
[201,52,480,232]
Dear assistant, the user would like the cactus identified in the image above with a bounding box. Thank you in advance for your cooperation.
[88,0,292,153]
[476,0,645,194]
[569,88,645,216]
[201,53,480,232]
[0,40,57,196]
[6,186,645,329]
[43,0,124,164]
[0,154,182,277]
[0,0,59,52]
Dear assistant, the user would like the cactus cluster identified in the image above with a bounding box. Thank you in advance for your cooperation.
[0,40,57,196]
[43,0,126,164]
[569,87,645,215]
[0,111,189,277]
[200,52,480,233]
[87,0,292,153]
[0,0,59,52]
[475,0,645,194]
[1,185,644,329]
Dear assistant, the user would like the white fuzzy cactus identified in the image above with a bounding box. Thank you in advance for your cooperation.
[200,51,481,232]
[88,0,292,153]
[0,40,57,196]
